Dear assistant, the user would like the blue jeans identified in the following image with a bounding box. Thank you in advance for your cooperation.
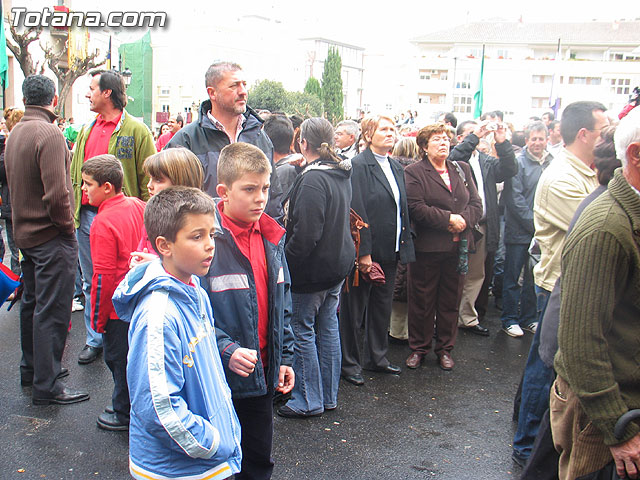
[501,243,537,328]
[513,285,553,460]
[77,207,102,348]
[285,281,343,415]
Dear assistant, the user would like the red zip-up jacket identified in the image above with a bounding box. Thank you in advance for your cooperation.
[90,193,145,332]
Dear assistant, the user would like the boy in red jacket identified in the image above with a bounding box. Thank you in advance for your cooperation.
[81,154,145,431]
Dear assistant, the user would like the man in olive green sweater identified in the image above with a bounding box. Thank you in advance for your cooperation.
[551,106,640,480]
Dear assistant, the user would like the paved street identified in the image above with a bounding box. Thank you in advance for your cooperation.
[0,297,531,480]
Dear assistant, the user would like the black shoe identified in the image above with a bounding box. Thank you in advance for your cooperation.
[341,373,365,386]
[277,405,322,419]
[511,451,527,468]
[388,335,408,345]
[21,367,69,387]
[463,324,490,336]
[97,412,129,431]
[78,345,103,365]
[32,387,90,406]
[366,364,402,375]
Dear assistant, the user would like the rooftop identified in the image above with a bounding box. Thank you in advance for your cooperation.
[412,20,640,47]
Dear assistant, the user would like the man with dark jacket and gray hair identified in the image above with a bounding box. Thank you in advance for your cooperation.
[500,121,552,338]
[5,75,88,405]
[334,119,359,160]
[167,61,283,219]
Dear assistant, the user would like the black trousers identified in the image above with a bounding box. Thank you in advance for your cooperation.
[520,408,559,480]
[475,251,495,320]
[233,391,275,480]
[339,260,398,376]
[20,234,77,398]
[104,318,130,422]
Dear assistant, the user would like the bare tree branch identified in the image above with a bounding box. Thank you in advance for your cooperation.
[5,20,43,78]
[42,40,106,116]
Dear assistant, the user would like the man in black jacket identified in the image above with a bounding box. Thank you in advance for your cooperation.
[449,119,518,336]
[167,61,283,219]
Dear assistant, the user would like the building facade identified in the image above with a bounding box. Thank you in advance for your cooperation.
[411,20,640,125]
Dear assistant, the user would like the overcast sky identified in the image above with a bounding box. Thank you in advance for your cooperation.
[35,0,635,54]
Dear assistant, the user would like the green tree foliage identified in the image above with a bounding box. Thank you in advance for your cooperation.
[247,80,289,112]
[321,47,344,124]
[287,92,323,117]
[248,80,323,117]
[303,77,322,99]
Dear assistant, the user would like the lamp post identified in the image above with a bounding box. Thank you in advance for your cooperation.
[121,67,132,88]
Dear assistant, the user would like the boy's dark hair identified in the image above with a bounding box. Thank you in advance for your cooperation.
[89,69,128,111]
[217,143,271,187]
[145,187,215,256]
[289,114,304,130]
[560,101,607,145]
[263,115,294,155]
[81,154,124,192]
[23,75,56,106]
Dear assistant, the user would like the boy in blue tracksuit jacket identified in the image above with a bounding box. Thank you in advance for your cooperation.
[204,143,295,480]
[112,187,241,480]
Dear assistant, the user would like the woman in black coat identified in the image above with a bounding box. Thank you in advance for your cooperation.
[339,115,415,386]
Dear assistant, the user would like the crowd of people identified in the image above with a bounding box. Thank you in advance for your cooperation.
[1,60,639,480]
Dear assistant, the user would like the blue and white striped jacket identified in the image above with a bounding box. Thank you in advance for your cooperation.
[113,260,242,480]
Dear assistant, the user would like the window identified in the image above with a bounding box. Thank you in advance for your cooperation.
[160,88,170,95]
[453,95,472,113]
[455,73,471,89]
[497,49,509,59]
[532,75,551,84]
[610,52,640,61]
[569,77,587,85]
[419,70,431,80]
[440,71,448,81]
[531,97,548,108]
[610,78,631,95]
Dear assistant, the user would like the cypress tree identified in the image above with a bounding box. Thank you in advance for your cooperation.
[321,47,344,124]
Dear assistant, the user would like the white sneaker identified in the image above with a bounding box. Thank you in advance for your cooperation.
[523,322,538,334]
[72,297,84,312]
[503,324,524,338]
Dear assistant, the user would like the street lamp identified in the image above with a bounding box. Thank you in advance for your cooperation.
[122,68,132,88]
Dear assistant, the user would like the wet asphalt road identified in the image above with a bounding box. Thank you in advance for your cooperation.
[0,298,532,480]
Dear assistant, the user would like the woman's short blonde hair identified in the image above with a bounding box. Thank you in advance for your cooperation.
[360,115,395,148]
[143,147,204,189]
[392,137,420,160]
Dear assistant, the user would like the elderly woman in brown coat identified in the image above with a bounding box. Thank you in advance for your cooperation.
[404,123,482,371]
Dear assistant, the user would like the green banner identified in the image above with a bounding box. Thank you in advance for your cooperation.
[118,31,152,127]
[0,3,10,89]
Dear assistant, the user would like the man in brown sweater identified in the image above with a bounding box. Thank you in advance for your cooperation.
[551,106,640,479]
[5,75,89,405]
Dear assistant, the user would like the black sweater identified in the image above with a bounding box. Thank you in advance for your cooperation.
[284,159,356,293]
